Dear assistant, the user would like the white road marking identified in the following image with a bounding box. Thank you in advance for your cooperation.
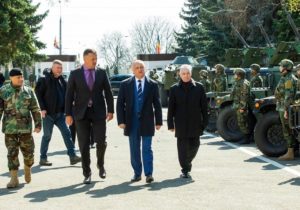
[204,131,300,177]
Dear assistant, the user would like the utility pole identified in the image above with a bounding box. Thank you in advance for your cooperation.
[59,0,62,55]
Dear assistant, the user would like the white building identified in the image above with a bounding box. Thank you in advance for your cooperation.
[137,54,177,71]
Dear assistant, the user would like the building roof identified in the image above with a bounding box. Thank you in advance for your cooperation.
[137,53,177,61]
[44,55,77,62]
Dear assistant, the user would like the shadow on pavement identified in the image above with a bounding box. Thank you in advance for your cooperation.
[147,177,194,191]
[24,182,96,202]
[87,181,143,198]
[0,183,25,197]
[204,141,235,150]
[0,165,81,177]
[278,177,300,186]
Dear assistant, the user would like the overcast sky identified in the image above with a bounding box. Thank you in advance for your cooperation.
[33,0,185,56]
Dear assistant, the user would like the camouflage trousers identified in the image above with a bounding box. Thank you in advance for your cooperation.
[278,111,296,148]
[5,133,35,171]
[236,110,250,135]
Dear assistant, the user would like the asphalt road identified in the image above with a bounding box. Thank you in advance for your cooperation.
[0,107,300,210]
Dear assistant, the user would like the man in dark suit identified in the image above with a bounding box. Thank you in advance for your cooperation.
[117,60,162,184]
[167,64,208,178]
[65,49,114,184]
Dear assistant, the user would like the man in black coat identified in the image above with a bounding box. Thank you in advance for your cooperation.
[167,64,208,178]
[35,60,81,166]
[117,60,162,183]
[65,49,114,184]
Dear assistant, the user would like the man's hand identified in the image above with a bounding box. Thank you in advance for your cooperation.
[41,110,47,118]
[106,113,113,122]
[66,116,73,126]
[169,129,175,132]
[155,125,161,130]
[119,124,126,129]
[239,109,245,113]
[34,128,41,133]
[284,110,288,120]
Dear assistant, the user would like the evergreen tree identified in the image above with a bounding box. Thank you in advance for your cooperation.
[175,0,202,56]
[0,0,48,67]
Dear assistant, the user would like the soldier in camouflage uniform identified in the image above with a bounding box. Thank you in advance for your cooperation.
[275,59,297,161]
[212,64,227,93]
[0,68,41,188]
[199,70,211,92]
[295,64,300,91]
[250,64,264,88]
[230,68,252,144]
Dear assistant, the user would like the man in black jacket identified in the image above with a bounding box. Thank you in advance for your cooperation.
[167,64,208,178]
[35,60,81,166]
[65,49,114,184]
[117,60,162,183]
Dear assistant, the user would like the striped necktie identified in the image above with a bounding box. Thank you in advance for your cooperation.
[137,80,142,98]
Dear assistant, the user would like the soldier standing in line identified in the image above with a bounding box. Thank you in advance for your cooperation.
[250,64,264,88]
[275,59,298,161]
[295,64,300,90]
[230,68,252,144]
[0,68,42,188]
[199,70,211,92]
[212,64,227,92]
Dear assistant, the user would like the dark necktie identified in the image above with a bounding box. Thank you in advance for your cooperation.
[137,80,142,99]
[86,70,94,90]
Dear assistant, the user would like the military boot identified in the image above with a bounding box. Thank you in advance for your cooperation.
[7,170,19,189]
[278,148,294,161]
[24,165,31,183]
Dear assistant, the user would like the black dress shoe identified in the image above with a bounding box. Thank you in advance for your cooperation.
[83,175,91,184]
[99,166,106,179]
[180,172,191,179]
[131,175,141,182]
[146,175,154,184]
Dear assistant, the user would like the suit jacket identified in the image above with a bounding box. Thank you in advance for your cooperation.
[65,67,114,121]
[117,76,162,136]
[167,80,208,138]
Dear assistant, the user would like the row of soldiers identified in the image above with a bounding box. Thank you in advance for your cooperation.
[198,63,264,93]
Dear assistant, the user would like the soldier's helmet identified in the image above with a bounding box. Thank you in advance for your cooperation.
[250,63,260,73]
[279,59,294,71]
[234,68,246,79]
[214,64,225,75]
[199,70,208,78]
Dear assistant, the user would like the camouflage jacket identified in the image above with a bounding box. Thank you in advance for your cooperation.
[275,72,298,112]
[212,75,227,92]
[230,79,251,110]
[0,83,42,134]
[250,74,263,88]
[199,79,211,92]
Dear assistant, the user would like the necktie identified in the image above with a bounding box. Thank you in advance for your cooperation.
[87,70,94,90]
[137,80,142,99]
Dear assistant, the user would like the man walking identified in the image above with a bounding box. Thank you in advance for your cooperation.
[117,60,162,183]
[35,60,81,166]
[167,64,208,178]
[65,49,114,184]
[0,68,42,188]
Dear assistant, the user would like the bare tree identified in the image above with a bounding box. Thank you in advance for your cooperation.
[130,17,177,54]
[97,32,133,74]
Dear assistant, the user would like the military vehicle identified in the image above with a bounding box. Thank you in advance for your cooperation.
[215,41,300,157]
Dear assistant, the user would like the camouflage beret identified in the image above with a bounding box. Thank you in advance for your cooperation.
[234,68,246,76]
[250,63,260,72]
[279,59,294,70]
[214,64,225,71]
[9,68,23,77]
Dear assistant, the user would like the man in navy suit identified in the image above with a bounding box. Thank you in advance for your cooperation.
[117,60,162,183]
[65,49,114,184]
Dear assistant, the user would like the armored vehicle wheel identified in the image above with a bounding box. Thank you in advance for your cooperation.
[254,111,286,157]
[159,85,168,107]
[216,106,243,142]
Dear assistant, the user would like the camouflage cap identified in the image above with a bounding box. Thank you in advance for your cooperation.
[234,68,246,77]
[214,64,225,72]
[279,59,294,71]
[250,63,260,72]
[199,70,208,77]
